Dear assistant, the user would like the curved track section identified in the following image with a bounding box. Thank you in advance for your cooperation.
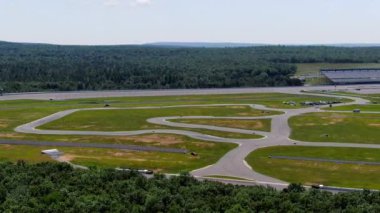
[10,89,380,188]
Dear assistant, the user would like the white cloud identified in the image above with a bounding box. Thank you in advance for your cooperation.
[135,0,151,5]
[130,0,152,6]
[103,0,152,7]
[104,0,121,6]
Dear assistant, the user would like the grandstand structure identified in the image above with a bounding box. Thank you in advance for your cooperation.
[321,68,380,85]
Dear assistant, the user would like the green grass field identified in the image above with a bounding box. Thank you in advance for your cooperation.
[246,146,380,189]
[0,145,53,163]
[0,93,351,172]
[306,90,380,104]
[67,143,237,173]
[186,129,262,139]
[329,104,380,112]
[296,63,380,76]
[39,105,278,131]
[0,143,236,173]
[289,112,380,144]
[174,118,271,132]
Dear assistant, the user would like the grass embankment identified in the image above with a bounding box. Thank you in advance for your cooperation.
[174,118,271,132]
[289,112,380,144]
[246,146,380,189]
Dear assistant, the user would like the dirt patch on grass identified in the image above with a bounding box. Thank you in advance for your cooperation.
[320,114,346,125]
[178,119,268,131]
[228,106,246,109]
[294,122,317,127]
[328,117,345,125]
[78,125,96,129]
[141,125,162,129]
[0,144,13,150]
[58,154,75,162]
[0,133,24,139]
[0,122,9,128]
[192,142,215,148]
[304,123,317,126]
[109,152,127,157]
[368,123,380,127]
[237,112,251,116]
[218,120,266,130]
[128,134,184,145]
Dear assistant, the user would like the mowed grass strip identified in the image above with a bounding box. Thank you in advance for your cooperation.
[0,142,236,173]
[204,175,252,181]
[0,145,53,163]
[174,118,271,132]
[78,93,350,109]
[189,129,263,139]
[39,105,279,131]
[246,146,380,189]
[307,91,380,104]
[0,92,350,111]
[66,145,234,173]
[0,133,237,160]
[329,104,380,112]
[289,112,380,144]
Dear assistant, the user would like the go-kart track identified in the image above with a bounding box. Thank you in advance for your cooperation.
[2,84,380,191]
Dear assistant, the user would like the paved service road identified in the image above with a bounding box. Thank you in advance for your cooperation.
[5,85,380,190]
[2,84,380,100]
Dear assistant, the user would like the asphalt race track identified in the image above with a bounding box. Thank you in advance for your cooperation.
[2,84,380,101]
[3,84,380,191]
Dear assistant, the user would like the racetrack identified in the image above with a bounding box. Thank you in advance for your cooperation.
[4,85,380,190]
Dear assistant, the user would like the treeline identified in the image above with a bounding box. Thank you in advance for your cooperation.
[0,162,379,212]
[1,41,380,92]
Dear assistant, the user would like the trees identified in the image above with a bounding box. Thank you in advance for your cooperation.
[3,42,380,92]
[0,162,379,212]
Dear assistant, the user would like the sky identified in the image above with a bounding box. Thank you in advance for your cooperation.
[0,0,379,45]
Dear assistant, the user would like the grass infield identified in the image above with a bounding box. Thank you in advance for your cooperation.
[246,146,380,189]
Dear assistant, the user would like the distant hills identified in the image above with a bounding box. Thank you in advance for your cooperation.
[330,43,380,47]
[144,42,380,48]
[1,40,380,48]
[144,42,266,48]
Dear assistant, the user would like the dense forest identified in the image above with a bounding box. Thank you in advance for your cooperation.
[0,162,379,212]
[1,41,380,92]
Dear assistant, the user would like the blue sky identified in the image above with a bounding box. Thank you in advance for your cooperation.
[0,0,379,45]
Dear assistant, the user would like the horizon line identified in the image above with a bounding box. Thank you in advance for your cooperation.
[1,40,380,47]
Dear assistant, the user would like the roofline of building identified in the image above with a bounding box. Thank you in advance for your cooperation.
[321,68,380,72]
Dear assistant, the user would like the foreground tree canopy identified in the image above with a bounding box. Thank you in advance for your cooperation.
[1,41,380,92]
[0,162,379,212]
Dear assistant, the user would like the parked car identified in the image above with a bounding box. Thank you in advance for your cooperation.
[311,184,324,189]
